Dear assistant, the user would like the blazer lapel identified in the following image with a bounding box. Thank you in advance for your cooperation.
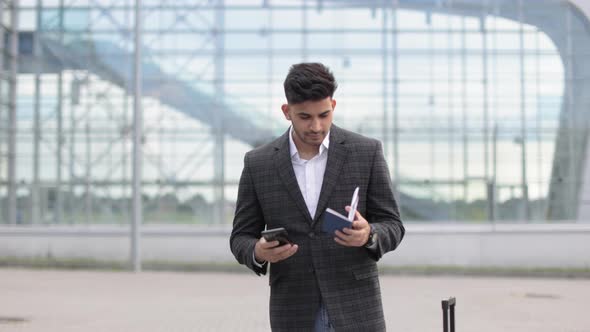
[312,126,348,224]
[273,130,313,223]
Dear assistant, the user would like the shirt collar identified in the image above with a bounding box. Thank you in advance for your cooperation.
[289,126,330,160]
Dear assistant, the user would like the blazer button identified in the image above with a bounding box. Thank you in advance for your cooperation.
[308,232,316,239]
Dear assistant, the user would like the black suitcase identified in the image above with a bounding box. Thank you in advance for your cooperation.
[441,297,456,332]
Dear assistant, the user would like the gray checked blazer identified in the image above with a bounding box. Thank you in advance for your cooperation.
[230,125,405,331]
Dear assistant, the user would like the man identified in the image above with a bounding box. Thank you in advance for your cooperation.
[230,63,404,331]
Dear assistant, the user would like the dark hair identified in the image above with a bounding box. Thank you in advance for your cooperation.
[283,63,338,104]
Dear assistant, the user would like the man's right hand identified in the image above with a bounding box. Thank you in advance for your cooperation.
[254,237,298,264]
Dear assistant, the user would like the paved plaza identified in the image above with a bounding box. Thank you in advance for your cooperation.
[0,268,589,332]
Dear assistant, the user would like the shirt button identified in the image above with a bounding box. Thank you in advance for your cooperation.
[308,232,316,239]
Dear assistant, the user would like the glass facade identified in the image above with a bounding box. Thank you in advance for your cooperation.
[1,0,589,224]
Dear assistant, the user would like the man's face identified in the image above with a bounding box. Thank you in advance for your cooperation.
[281,97,336,150]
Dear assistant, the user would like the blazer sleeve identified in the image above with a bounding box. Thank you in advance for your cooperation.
[365,140,405,261]
[229,153,268,275]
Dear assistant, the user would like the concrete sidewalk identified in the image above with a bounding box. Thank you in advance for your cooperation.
[0,268,588,332]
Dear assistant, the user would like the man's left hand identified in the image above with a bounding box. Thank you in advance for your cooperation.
[334,206,370,247]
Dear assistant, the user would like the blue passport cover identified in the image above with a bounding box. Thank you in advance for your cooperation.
[321,208,353,235]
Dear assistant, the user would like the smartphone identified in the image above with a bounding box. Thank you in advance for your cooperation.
[261,227,292,246]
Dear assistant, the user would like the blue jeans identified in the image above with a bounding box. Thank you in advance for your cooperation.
[314,303,334,332]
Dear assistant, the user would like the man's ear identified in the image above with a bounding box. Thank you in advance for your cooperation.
[331,98,337,111]
[281,104,291,120]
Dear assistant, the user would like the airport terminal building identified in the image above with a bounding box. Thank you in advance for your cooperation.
[0,0,589,270]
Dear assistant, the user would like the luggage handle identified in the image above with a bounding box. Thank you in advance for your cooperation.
[441,297,456,332]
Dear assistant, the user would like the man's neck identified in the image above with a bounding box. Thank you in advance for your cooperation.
[298,148,319,161]
[292,133,319,160]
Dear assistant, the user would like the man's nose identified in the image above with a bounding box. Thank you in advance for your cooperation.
[310,118,321,131]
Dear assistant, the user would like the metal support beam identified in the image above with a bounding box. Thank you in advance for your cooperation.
[427,12,435,199]
[447,12,456,219]
[7,0,19,225]
[301,0,308,61]
[518,0,530,221]
[55,0,65,224]
[381,8,389,160]
[131,0,143,272]
[481,15,489,185]
[490,124,498,222]
[68,77,78,224]
[391,2,400,198]
[32,0,42,225]
[460,17,468,201]
[565,6,576,220]
[214,0,226,224]
[85,120,92,224]
[481,12,491,220]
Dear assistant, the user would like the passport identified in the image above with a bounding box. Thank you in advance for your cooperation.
[321,187,359,235]
[321,208,353,235]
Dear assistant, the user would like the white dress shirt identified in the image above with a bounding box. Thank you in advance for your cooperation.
[253,127,330,267]
[288,126,330,218]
